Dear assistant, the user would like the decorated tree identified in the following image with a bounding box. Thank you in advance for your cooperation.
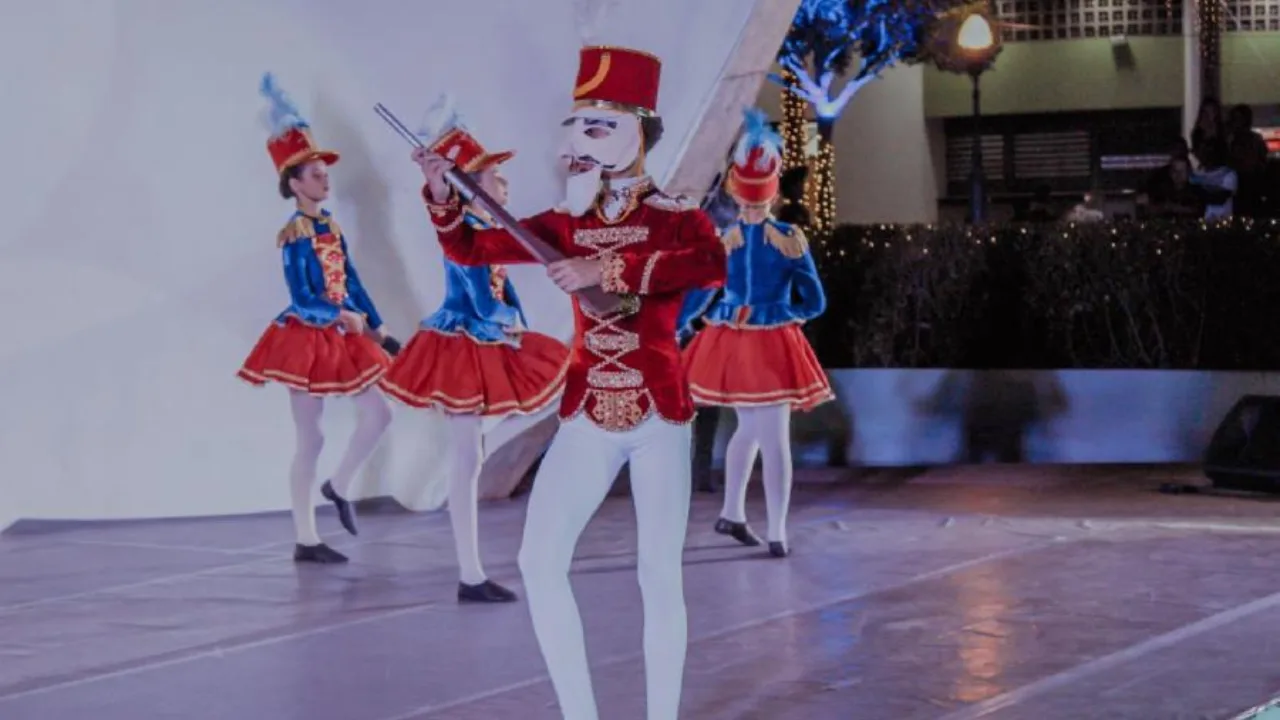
[772,0,962,238]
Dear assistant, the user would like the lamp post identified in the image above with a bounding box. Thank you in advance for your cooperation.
[956,12,997,223]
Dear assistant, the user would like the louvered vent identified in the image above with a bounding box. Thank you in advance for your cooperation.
[946,135,1005,183]
[1013,131,1092,179]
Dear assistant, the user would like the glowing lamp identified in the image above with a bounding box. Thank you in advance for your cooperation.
[957,14,994,51]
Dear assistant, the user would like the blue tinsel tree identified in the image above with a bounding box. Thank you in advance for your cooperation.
[772,0,964,234]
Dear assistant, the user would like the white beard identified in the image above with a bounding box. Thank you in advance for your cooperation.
[562,164,603,217]
[557,107,643,216]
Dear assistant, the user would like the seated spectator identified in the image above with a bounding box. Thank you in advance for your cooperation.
[1138,137,1191,218]
[1192,140,1238,220]
[1064,192,1105,223]
[1148,156,1203,218]
[1026,184,1054,223]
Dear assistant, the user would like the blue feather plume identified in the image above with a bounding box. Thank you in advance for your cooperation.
[733,107,783,171]
[259,72,308,138]
[417,93,466,143]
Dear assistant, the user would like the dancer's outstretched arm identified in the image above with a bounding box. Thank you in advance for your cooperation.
[422,185,569,266]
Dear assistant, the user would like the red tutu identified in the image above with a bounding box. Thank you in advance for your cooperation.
[237,317,390,396]
[379,329,569,416]
[684,323,834,411]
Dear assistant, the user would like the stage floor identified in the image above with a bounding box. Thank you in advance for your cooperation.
[3,465,1280,719]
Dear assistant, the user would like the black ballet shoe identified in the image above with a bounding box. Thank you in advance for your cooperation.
[458,579,519,604]
[768,541,789,558]
[320,480,358,536]
[380,335,402,356]
[714,518,763,547]
[293,543,349,564]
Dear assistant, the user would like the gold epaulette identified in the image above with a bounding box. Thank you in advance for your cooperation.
[642,190,698,212]
[764,221,808,259]
[276,215,317,247]
[720,224,744,252]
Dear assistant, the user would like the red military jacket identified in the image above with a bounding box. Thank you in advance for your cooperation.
[423,181,726,432]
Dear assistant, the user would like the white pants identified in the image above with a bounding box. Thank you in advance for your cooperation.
[721,403,793,543]
[518,415,692,720]
[287,389,392,545]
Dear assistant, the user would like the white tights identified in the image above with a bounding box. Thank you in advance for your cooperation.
[518,416,692,720]
[721,403,793,543]
[445,413,488,585]
[287,389,392,545]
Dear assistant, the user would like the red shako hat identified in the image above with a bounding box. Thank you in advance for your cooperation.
[726,108,782,206]
[260,72,339,175]
[572,45,662,117]
[417,94,514,174]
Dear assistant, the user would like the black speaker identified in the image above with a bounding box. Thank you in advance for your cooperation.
[1204,394,1280,494]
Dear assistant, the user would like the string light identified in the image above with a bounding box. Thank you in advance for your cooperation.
[1197,0,1222,98]
[778,67,830,253]
[812,139,837,244]
[813,218,1278,263]
[779,68,807,172]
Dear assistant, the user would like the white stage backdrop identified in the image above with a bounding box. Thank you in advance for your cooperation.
[0,0,766,528]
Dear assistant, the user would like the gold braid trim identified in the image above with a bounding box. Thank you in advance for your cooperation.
[764,222,808,259]
[720,224,744,253]
[600,253,629,294]
[434,211,465,234]
[426,189,461,219]
[638,251,662,295]
[277,216,317,247]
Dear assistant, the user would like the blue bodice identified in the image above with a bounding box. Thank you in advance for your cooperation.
[678,218,825,339]
[420,211,527,343]
[275,209,383,330]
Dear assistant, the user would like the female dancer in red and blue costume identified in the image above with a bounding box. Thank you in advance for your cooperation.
[679,108,834,558]
[238,73,396,564]
[381,103,570,603]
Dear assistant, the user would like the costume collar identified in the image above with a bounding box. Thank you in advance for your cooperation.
[296,207,331,222]
[595,175,653,224]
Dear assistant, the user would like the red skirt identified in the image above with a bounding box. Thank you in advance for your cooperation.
[379,329,569,416]
[237,317,391,396]
[684,323,834,411]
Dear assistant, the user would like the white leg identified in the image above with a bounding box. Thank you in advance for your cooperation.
[518,419,627,720]
[720,408,759,522]
[329,389,393,497]
[446,413,487,585]
[628,421,693,720]
[753,404,794,543]
[288,391,325,546]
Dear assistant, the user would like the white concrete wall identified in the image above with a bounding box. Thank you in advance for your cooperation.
[0,0,773,528]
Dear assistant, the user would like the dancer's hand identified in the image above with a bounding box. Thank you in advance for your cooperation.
[412,148,453,203]
[547,257,603,293]
[338,310,366,335]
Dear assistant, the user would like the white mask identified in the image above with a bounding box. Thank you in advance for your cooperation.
[557,107,642,216]
[558,107,643,172]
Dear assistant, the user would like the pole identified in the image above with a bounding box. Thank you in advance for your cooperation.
[1182,0,1202,140]
[969,70,985,224]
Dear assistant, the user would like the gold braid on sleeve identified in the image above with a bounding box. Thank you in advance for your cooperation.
[600,253,629,294]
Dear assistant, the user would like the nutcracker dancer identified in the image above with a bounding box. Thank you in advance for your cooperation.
[679,108,834,558]
[381,102,570,603]
[238,73,396,564]
[414,46,725,720]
